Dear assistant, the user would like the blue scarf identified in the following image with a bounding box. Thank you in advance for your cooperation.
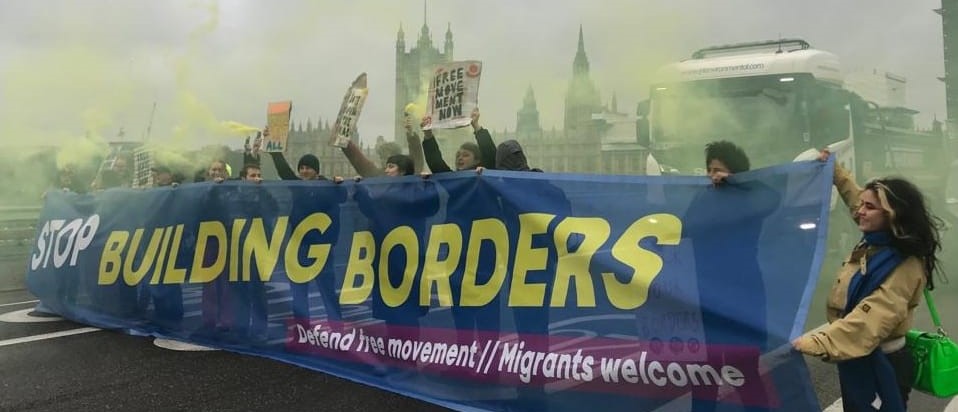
[837,231,906,411]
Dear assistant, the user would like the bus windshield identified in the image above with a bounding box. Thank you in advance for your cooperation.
[649,74,811,174]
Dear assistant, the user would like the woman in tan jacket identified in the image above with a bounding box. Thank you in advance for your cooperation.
[793,150,944,411]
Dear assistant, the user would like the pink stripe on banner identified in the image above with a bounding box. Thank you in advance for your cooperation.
[284,319,781,408]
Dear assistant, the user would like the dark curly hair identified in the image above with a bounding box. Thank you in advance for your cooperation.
[865,177,944,289]
[705,140,750,173]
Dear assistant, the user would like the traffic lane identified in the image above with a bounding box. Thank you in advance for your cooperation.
[0,329,451,412]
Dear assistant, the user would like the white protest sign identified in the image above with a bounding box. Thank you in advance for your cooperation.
[329,73,368,148]
[423,60,482,130]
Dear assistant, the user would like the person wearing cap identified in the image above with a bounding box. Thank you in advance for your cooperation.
[259,151,347,324]
[421,108,497,173]
[267,151,328,181]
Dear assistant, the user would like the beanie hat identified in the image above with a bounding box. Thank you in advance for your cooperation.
[297,154,320,173]
[386,154,415,176]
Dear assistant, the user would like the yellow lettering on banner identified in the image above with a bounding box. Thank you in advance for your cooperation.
[420,223,462,307]
[190,221,227,283]
[98,231,129,285]
[603,214,681,310]
[243,217,288,282]
[508,213,554,307]
[163,225,188,284]
[285,213,332,284]
[379,226,419,307]
[149,227,172,285]
[340,231,375,304]
[230,218,247,281]
[551,217,609,307]
[123,228,163,286]
[460,218,508,307]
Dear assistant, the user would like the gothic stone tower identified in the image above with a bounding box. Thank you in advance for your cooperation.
[563,26,603,138]
[394,6,454,140]
[516,85,543,137]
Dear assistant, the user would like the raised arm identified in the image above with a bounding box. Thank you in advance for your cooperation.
[820,149,862,220]
[471,108,497,169]
[268,152,298,180]
[341,140,382,178]
[421,122,452,174]
[405,116,425,174]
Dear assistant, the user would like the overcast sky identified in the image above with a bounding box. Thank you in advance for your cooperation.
[0,0,948,150]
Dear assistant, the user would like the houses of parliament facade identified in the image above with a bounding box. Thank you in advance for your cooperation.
[284,20,647,177]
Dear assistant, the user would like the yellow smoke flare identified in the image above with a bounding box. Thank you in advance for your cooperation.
[219,121,261,136]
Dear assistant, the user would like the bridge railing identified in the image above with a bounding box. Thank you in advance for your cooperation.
[0,205,41,291]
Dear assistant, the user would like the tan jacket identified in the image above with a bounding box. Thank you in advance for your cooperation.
[798,164,926,361]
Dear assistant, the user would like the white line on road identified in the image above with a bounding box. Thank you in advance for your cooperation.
[823,398,842,412]
[0,299,39,308]
[0,308,63,323]
[945,396,958,412]
[0,327,100,347]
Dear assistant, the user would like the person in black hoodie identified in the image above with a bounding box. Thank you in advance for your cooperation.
[486,139,571,408]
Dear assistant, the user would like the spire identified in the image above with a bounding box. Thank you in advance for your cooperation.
[397,23,405,49]
[573,25,590,76]
[523,84,537,108]
[611,92,618,113]
[578,25,585,53]
[444,22,454,56]
[420,0,430,40]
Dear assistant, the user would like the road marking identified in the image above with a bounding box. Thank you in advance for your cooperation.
[823,398,842,412]
[0,299,40,308]
[153,338,219,352]
[0,327,100,347]
[0,308,63,323]
[945,396,958,412]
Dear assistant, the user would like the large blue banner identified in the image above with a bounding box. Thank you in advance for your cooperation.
[27,160,832,412]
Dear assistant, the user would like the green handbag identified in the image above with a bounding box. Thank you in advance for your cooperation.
[905,288,958,398]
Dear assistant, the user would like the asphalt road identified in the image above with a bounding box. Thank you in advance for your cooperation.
[2,285,955,412]
[0,289,450,412]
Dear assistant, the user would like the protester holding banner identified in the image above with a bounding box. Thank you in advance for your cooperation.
[229,163,274,345]
[284,168,347,324]
[353,155,438,350]
[793,150,944,412]
[687,141,778,411]
[421,108,496,173]
[197,159,234,336]
[484,139,571,407]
